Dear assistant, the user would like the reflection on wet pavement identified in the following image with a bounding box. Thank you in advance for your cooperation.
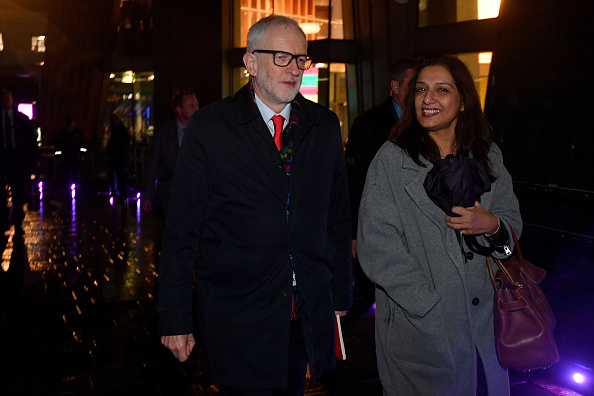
[0,183,588,396]
[0,185,381,395]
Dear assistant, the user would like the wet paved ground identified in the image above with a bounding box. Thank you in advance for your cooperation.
[0,179,591,395]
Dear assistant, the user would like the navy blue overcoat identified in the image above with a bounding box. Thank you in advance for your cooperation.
[157,83,353,389]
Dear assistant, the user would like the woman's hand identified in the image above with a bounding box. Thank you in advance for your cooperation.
[445,201,499,235]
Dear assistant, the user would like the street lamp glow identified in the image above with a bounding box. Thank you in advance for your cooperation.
[573,373,585,384]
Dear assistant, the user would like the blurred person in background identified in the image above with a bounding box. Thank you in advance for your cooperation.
[0,88,39,241]
[107,113,130,199]
[344,58,417,318]
[142,90,199,216]
[56,116,86,188]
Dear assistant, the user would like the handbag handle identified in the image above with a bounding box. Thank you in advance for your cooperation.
[486,256,497,288]
[487,255,523,291]
[486,222,522,290]
[507,224,523,264]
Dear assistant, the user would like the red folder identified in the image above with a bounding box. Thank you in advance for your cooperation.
[335,314,346,360]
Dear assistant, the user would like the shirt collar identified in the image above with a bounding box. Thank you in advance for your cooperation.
[176,119,185,133]
[255,93,291,134]
[392,99,403,119]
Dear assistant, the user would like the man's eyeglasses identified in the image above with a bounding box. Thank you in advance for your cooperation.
[252,50,313,70]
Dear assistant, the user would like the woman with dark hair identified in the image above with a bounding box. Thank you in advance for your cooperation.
[357,56,522,395]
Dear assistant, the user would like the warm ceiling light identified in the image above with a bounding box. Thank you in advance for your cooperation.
[299,23,321,35]
[478,0,501,20]
[122,71,134,83]
[479,52,492,64]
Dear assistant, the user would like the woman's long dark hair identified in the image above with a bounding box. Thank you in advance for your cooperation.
[389,56,496,180]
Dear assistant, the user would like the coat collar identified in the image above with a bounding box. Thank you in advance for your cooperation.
[400,150,465,267]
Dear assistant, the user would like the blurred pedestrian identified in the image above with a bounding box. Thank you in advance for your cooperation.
[157,15,352,396]
[0,88,39,240]
[107,113,130,199]
[56,116,86,188]
[142,90,199,216]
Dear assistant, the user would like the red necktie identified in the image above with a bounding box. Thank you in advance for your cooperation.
[272,115,284,151]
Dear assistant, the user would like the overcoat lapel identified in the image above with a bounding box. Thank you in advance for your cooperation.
[231,84,289,202]
[291,94,316,151]
[232,84,286,155]
[402,153,465,268]
[168,123,179,159]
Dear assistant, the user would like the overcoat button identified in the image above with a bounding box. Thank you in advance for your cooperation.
[472,298,480,306]
[281,290,287,297]
[466,251,474,260]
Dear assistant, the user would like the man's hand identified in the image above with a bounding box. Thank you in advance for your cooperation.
[142,199,153,214]
[161,334,196,362]
[335,311,347,317]
[351,239,358,259]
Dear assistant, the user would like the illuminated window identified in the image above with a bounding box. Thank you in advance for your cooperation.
[456,52,492,110]
[106,70,154,143]
[419,0,500,27]
[236,0,344,47]
[18,104,34,120]
[478,0,501,19]
[301,67,320,102]
[31,36,46,53]
[232,1,351,142]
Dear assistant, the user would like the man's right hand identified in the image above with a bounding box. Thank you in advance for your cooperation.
[161,334,196,362]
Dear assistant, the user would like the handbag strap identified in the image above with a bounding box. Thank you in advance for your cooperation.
[487,255,522,290]
[486,256,497,289]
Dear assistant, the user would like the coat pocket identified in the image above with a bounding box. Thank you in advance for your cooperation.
[388,301,452,368]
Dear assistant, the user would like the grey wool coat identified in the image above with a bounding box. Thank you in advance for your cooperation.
[357,142,522,396]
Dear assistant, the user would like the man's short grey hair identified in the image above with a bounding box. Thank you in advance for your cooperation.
[246,15,307,52]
